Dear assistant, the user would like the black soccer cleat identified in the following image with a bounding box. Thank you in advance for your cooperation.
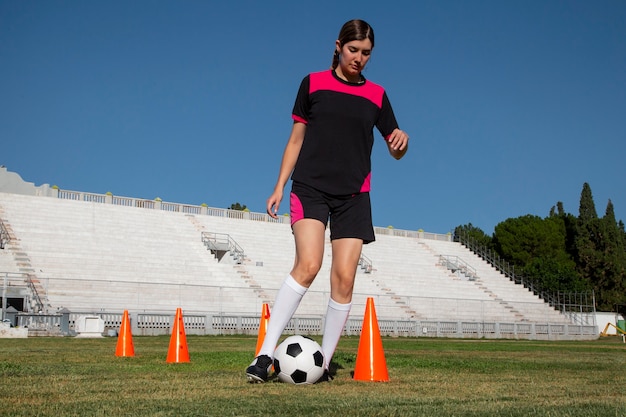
[246,354,273,383]
[316,369,334,383]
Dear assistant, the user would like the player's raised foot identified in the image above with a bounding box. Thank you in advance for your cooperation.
[246,354,273,383]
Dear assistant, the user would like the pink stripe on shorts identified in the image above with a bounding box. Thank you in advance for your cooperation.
[290,192,304,225]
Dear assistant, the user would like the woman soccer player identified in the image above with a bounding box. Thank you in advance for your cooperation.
[246,19,409,383]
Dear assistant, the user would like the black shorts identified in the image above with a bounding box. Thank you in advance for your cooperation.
[289,181,375,244]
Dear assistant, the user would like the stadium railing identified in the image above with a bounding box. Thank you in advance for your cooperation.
[12,308,599,341]
[454,230,597,326]
[55,188,454,239]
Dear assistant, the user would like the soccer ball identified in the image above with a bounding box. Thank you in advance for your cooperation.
[273,335,325,385]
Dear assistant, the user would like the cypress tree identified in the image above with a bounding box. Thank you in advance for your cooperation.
[598,200,626,309]
[575,184,626,310]
[574,184,602,305]
[578,182,597,223]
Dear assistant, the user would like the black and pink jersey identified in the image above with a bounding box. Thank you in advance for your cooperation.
[291,69,399,196]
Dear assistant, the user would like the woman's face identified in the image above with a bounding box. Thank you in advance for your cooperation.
[336,38,373,79]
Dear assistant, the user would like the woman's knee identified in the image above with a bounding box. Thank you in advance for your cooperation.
[331,279,356,303]
[331,270,356,296]
[292,260,322,285]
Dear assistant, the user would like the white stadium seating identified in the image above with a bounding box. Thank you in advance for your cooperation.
[0,189,572,326]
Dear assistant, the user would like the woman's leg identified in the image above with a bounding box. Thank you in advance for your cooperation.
[247,219,327,382]
[291,219,327,287]
[247,219,325,381]
[321,237,362,369]
[256,219,325,357]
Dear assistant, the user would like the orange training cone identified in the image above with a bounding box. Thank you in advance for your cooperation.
[254,303,271,357]
[166,308,190,363]
[115,310,135,357]
[353,297,389,381]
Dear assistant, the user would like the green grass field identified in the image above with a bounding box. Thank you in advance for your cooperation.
[1,335,625,416]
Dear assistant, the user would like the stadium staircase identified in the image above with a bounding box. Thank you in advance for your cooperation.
[422,239,571,324]
[0,204,49,313]
[191,216,272,306]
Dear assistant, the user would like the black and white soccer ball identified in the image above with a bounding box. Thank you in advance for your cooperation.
[273,335,325,385]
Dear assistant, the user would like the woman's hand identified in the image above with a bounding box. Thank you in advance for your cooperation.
[266,188,284,219]
[386,128,409,160]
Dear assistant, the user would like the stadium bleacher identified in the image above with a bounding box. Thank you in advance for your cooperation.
[0,167,593,339]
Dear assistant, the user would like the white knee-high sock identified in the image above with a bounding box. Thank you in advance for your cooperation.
[321,298,352,370]
[258,275,307,358]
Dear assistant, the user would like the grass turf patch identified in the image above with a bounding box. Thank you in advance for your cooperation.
[0,335,624,416]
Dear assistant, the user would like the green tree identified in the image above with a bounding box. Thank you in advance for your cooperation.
[596,200,626,309]
[574,184,626,310]
[552,201,579,260]
[574,184,601,287]
[578,182,598,223]
[454,183,625,306]
[492,214,584,293]
[229,202,247,211]
[453,223,493,250]
[493,215,563,266]
[523,256,585,292]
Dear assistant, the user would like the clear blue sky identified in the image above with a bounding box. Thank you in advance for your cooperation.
[2,0,625,234]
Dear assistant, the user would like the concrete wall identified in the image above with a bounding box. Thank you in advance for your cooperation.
[0,166,57,197]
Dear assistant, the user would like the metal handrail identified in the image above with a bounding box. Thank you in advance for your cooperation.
[25,274,46,313]
[359,253,373,273]
[438,255,478,280]
[201,232,245,263]
[0,219,9,250]
[453,230,596,323]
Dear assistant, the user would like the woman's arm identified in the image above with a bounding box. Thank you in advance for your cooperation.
[266,122,307,218]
